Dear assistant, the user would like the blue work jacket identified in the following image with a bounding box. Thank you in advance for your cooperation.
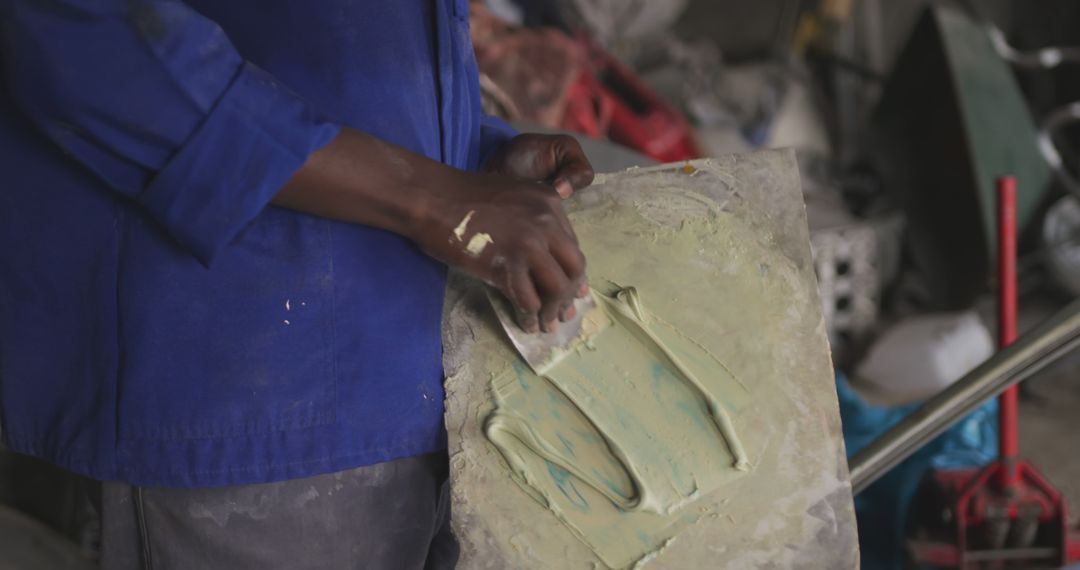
[0,0,514,486]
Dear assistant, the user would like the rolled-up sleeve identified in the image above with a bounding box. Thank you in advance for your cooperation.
[1,0,339,264]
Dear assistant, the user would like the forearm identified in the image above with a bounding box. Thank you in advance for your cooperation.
[273,127,455,240]
[273,127,590,333]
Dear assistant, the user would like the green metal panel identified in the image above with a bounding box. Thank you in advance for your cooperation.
[870,5,1051,308]
[937,5,1051,249]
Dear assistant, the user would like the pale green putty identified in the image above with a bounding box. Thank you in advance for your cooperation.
[484,286,752,567]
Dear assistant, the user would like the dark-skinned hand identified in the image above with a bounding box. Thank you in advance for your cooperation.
[480,133,595,320]
[484,133,595,198]
[273,128,593,333]
[415,169,587,333]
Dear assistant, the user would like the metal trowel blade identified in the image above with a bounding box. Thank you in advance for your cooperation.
[486,288,597,375]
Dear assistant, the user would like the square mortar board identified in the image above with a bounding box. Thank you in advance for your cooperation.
[869,5,1051,309]
[442,151,859,569]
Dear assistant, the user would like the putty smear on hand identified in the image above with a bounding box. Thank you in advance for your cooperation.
[453,210,475,242]
[451,210,495,257]
[466,232,494,257]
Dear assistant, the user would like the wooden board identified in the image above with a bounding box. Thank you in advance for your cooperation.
[442,150,858,569]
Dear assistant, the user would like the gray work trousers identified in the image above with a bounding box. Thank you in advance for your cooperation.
[95,453,458,570]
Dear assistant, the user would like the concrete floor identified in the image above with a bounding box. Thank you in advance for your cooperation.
[992,290,1080,525]
[1018,345,1080,521]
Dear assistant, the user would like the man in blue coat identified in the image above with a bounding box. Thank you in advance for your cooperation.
[0,0,593,567]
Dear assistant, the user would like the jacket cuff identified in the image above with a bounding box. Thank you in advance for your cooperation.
[138,62,340,265]
[477,114,517,171]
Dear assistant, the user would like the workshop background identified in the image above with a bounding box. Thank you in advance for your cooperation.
[3,0,1080,568]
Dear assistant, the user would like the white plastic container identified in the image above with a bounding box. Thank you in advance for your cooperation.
[853,311,994,406]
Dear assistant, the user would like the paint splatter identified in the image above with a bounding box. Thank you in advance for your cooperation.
[466,232,494,257]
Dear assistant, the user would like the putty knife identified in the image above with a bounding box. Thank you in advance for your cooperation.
[486,288,597,375]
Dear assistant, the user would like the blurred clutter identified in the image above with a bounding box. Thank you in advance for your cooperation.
[471,3,702,161]
[470,1,1080,567]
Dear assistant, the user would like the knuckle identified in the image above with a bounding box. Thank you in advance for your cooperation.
[519,298,542,314]
[511,286,541,312]
[521,235,547,254]
[568,251,587,277]
[538,273,567,297]
[540,300,560,318]
[491,262,512,282]
[535,212,557,227]
[519,316,538,330]
[510,283,540,309]
[517,313,538,331]
[551,225,576,243]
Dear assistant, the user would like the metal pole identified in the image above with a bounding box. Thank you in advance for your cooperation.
[997,176,1020,490]
[849,298,1080,494]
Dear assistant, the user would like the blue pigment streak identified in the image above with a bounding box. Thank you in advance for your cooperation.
[596,472,631,500]
[546,460,589,510]
[675,400,709,431]
[637,530,653,545]
[556,433,576,457]
[572,428,599,443]
[650,362,666,399]
[513,361,530,391]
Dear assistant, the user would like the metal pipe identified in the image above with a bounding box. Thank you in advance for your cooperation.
[987,26,1080,70]
[849,298,1080,494]
[1037,102,1080,202]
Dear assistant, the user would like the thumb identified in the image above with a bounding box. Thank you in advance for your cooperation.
[552,178,574,199]
[551,138,594,198]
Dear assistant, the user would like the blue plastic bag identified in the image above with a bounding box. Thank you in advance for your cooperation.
[837,373,998,569]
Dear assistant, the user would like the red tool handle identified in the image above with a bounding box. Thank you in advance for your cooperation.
[997,176,1019,491]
